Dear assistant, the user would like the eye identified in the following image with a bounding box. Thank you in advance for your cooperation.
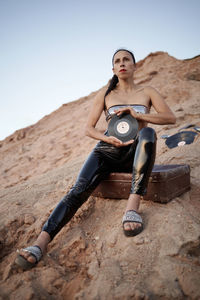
[114,58,120,64]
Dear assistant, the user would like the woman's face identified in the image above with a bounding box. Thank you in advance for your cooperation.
[112,50,135,79]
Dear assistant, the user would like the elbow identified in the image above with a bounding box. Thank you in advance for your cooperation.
[85,127,89,137]
[166,112,176,124]
[170,114,176,124]
[85,125,91,137]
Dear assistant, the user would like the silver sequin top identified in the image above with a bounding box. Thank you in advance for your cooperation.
[105,104,149,121]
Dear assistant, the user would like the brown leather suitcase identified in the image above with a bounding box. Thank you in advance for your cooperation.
[93,164,190,203]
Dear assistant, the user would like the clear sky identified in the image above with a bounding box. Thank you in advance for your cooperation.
[0,0,199,140]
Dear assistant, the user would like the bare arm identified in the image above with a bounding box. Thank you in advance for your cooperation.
[85,88,107,141]
[116,87,176,125]
[138,87,176,124]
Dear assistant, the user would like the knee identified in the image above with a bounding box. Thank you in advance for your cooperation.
[138,127,156,143]
[66,177,90,200]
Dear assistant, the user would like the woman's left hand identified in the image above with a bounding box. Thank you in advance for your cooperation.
[114,106,138,119]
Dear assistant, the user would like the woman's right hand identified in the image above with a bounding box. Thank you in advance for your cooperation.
[104,136,134,147]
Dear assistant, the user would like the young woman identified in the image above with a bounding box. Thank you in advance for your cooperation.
[15,49,176,270]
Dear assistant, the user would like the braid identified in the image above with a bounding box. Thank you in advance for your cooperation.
[104,75,119,99]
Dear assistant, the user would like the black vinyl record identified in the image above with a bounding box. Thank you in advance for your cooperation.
[165,131,197,149]
[108,114,138,142]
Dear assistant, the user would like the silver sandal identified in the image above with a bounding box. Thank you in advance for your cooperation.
[122,210,143,237]
[15,245,42,270]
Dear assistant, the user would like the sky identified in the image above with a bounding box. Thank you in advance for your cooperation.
[0,0,199,140]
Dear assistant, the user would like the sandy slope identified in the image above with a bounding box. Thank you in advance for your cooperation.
[0,52,200,300]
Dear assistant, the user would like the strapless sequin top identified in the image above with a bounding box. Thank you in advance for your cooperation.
[105,104,149,121]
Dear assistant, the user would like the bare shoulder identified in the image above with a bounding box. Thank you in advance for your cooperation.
[93,86,108,104]
[143,86,173,113]
[143,86,162,97]
[134,85,145,93]
[134,85,158,96]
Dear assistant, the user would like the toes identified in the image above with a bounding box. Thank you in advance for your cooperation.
[130,223,141,231]
[130,223,135,231]
[18,250,36,263]
[124,223,132,231]
[124,222,142,231]
[124,222,141,231]
[26,255,36,264]
[19,250,29,259]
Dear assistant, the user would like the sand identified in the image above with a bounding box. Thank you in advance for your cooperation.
[0,52,200,300]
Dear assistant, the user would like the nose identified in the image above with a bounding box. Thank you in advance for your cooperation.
[120,62,125,67]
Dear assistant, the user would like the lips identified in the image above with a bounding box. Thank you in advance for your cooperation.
[119,69,127,72]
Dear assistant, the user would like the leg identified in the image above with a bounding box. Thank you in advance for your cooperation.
[42,150,109,240]
[16,149,110,268]
[16,231,51,268]
[123,127,156,236]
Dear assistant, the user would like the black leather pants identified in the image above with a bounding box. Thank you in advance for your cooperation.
[42,127,156,240]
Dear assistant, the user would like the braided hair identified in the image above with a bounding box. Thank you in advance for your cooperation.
[104,49,136,100]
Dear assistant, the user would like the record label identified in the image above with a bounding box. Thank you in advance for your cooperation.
[178,141,186,147]
[116,121,130,134]
[108,114,138,142]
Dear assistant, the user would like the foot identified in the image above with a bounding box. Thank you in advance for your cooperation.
[122,210,143,237]
[15,245,43,270]
[123,217,142,233]
[124,194,142,234]
[15,231,51,270]
[17,246,40,264]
